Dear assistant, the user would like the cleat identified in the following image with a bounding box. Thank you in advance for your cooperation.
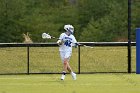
[61,75,65,80]
[71,73,76,80]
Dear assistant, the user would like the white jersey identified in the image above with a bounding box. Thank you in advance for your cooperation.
[58,33,77,52]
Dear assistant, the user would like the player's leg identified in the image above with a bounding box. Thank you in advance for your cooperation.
[60,51,67,80]
[67,62,76,80]
[63,58,68,72]
[67,62,72,72]
[64,52,72,72]
[61,58,71,80]
[60,51,76,80]
[61,58,77,80]
[65,52,77,80]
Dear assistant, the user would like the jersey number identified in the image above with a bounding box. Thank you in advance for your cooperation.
[64,40,72,47]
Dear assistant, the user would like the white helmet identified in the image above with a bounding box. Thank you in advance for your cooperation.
[64,24,74,34]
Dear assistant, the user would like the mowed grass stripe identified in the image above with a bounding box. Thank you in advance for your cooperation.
[0,74,140,93]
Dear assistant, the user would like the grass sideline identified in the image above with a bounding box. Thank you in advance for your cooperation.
[0,46,136,74]
[0,74,140,93]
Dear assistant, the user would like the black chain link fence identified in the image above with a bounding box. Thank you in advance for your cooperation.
[0,42,136,75]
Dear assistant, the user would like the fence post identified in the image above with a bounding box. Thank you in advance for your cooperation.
[27,46,30,74]
[128,0,131,73]
[78,45,80,74]
[136,28,140,74]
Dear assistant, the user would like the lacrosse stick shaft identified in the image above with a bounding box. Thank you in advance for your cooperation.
[78,43,94,48]
[42,33,94,48]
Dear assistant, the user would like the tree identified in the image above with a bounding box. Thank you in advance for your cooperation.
[79,0,128,42]
[0,0,139,42]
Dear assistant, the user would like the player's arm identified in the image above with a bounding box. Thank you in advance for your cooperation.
[72,36,78,48]
[57,39,63,45]
[57,33,65,45]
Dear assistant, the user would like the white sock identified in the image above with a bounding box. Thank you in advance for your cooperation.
[71,72,74,75]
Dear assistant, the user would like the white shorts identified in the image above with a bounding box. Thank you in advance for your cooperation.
[60,51,72,63]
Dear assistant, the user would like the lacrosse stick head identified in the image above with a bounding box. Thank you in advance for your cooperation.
[42,33,51,39]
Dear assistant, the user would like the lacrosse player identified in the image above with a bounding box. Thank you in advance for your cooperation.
[57,24,78,80]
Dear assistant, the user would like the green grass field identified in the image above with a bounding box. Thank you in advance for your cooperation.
[0,74,140,93]
[0,46,138,93]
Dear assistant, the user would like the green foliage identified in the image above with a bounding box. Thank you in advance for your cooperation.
[0,0,139,42]
[79,0,128,42]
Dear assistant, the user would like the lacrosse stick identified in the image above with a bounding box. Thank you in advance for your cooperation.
[42,33,57,39]
[42,33,94,48]
[78,43,94,48]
